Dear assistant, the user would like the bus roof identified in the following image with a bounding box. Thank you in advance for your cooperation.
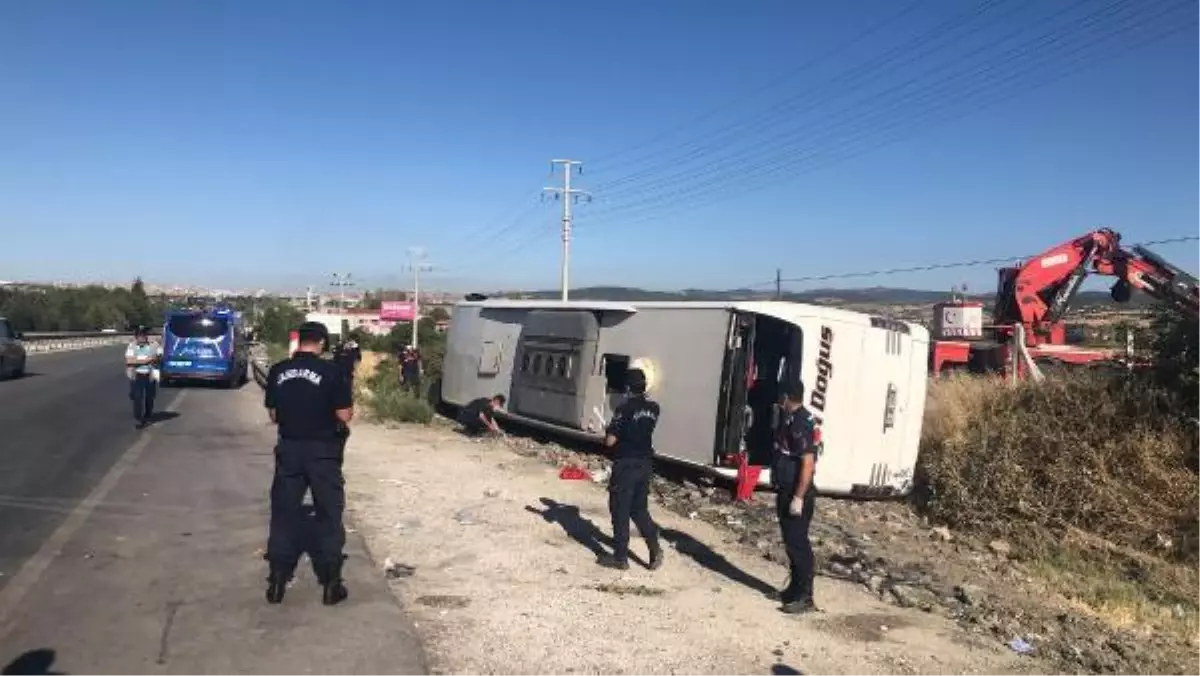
[453,297,921,333]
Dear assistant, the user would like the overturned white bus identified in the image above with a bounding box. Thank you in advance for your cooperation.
[438,299,929,498]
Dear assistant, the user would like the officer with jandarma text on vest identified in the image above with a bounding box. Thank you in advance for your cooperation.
[597,368,665,572]
[771,380,821,614]
[263,321,353,606]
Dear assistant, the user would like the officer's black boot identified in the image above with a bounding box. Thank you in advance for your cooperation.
[265,565,291,604]
[319,559,349,606]
[596,553,630,570]
[647,540,664,571]
[781,575,816,614]
[777,574,800,604]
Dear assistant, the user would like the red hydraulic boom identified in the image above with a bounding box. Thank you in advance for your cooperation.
[931,228,1198,377]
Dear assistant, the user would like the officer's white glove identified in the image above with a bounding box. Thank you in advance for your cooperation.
[788,495,806,516]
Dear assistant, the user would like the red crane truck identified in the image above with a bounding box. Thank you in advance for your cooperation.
[929,228,1198,378]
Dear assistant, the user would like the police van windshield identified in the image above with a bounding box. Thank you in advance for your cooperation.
[167,316,229,339]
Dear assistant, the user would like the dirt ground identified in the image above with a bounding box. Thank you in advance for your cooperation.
[343,421,1033,676]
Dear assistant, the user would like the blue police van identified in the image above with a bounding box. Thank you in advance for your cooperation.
[160,307,249,388]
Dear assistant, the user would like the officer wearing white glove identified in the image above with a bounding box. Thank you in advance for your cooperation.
[771,381,821,614]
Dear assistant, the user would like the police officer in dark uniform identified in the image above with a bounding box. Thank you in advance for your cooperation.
[263,321,353,606]
[333,339,361,388]
[597,368,664,571]
[771,382,820,613]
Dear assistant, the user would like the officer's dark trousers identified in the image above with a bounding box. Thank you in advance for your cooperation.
[402,371,420,396]
[267,438,346,572]
[129,374,156,423]
[608,457,659,561]
[774,456,816,598]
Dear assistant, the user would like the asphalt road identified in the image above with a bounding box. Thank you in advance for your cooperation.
[0,347,426,674]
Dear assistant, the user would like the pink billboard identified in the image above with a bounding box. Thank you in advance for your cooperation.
[380,301,415,321]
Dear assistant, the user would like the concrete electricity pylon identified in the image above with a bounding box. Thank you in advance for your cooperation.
[544,159,590,302]
[330,273,355,315]
[405,248,435,352]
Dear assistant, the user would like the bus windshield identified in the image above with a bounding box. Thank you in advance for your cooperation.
[167,316,229,340]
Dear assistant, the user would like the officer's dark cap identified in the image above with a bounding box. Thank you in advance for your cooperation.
[627,368,648,394]
[296,321,329,345]
[779,380,805,402]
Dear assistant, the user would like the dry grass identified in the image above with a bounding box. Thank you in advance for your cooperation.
[1030,540,1200,643]
[355,350,432,424]
[916,371,1199,640]
[355,350,386,383]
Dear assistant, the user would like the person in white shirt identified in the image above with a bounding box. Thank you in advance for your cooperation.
[125,326,162,429]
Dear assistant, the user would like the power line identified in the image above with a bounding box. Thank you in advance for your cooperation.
[741,235,1199,289]
[585,0,1018,190]
[585,0,1169,212]
[585,0,930,169]
[575,0,1192,229]
[588,0,1080,204]
[443,214,561,291]
[440,199,544,274]
[453,184,544,245]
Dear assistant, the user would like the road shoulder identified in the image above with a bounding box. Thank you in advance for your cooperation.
[344,421,1028,675]
[0,384,427,675]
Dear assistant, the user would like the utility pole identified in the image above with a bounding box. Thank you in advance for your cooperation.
[406,248,435,352]
[544,159,590,302]
[775,268,782,301]
[330,273,355,315]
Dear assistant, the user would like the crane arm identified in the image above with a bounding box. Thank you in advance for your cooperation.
[1096,244,1199,317]
[999,228,1198,333]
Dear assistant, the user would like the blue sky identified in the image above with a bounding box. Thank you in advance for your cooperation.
[1,0,1196,294]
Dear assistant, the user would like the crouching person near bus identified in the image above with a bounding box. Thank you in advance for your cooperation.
[772,382,820,614]
[457,394,506,437]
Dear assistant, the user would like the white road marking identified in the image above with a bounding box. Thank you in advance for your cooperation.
[0,390,189,640]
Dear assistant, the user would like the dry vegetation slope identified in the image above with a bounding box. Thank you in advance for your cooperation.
[916,373,1198,659]
[350,343,1199,672]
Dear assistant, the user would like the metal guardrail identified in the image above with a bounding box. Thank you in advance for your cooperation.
[23,331,134,340]
[18,330,162,355]
[23,334,133,355]
[249,345,270,388]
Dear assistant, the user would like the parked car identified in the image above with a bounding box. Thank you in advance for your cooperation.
[0,317,27,380]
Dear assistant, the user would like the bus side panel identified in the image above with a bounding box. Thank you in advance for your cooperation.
[442,306,527,407]
[801,318,865,496]
[592,308,731,467]
[868,324,910,493]
[897,326,931,493]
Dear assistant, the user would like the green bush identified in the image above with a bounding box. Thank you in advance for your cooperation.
[362,357,433,423]
[264,342,290,365]
[256,302,306,346]
[368,388,434,424]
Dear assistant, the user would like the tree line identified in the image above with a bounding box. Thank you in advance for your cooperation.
[0,279,165,332]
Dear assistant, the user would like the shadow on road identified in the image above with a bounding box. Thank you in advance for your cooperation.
[661,527,777,598]
[145,411,180,426]
[771,664,803,675]
[525,497,648,568]
[5,373,44,381]
[2,648,65,675]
